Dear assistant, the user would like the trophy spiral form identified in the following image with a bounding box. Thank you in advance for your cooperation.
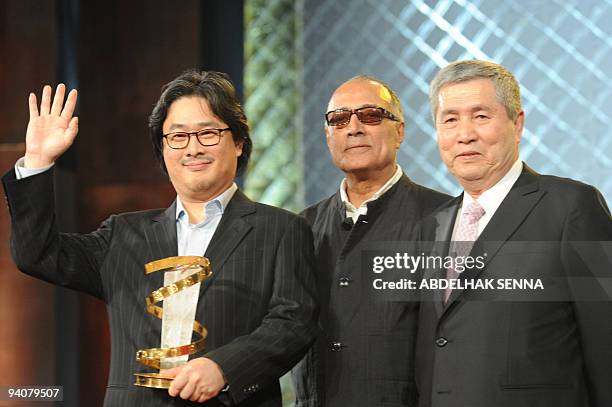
[133,256,213,389]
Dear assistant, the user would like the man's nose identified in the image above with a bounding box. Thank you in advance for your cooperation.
[457,118,477,143]
[344,112,365,136]
[185,134,205,155]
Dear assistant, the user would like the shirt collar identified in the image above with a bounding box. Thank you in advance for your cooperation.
[339,164,403,218]
[175,182,238,223]
[462,159,523,215]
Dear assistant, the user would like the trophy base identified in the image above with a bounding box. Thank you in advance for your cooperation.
[134,372,174,389]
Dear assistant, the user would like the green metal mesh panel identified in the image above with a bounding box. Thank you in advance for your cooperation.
[244,0,304,212]
[244,1,303,404]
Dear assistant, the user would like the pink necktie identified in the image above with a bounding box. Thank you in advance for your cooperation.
[444,201,486,303]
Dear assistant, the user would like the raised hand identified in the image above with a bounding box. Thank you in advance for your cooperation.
[24,83,79,168]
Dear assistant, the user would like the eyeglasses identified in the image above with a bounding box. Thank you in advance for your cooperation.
[325,106,400,127]
[163,128,231,149]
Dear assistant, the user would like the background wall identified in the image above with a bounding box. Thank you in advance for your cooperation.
[1,1,611,406]
[301,0,612,205]
[0,1,242,405]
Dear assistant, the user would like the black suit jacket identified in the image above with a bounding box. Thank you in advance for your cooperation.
[2,168,318,407]
[416,164,612,407]
[293,175,450,407]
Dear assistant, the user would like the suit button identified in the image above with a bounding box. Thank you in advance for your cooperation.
[330,341,343,351]
[339,277,351,287]
[435,337,448,347]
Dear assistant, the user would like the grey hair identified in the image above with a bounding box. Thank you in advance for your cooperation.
[338,75,405,122]
[429,60,522,123]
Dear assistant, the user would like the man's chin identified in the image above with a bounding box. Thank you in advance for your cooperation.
[181,179,213,196]
[454,169,487,185]
[339,165,373,176]
[338,158,377,172]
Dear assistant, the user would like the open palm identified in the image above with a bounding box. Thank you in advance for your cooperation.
[25,84,79,168]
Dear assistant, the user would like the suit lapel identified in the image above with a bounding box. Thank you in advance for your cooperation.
[472,167,542,262]
[444,165,545,309]
[428,198,461,317]
[201,190,255,293]
[147,202,179,258]
[432,198,460,242]
[144,202,179,291]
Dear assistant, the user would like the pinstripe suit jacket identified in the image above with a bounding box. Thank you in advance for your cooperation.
[2,168,318,407]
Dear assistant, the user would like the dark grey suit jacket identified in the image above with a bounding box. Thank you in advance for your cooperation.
[293,175,450,407]
[416,164,612,407]
[3,168,318,407]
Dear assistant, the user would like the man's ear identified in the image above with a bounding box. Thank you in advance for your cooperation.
[395,121,405,149]
[235,140,244,157]
[514,111,525,145]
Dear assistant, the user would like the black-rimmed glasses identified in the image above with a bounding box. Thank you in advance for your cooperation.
[325,106,400,127]
[163,128,230,149]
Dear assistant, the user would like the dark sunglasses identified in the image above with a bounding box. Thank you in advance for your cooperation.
[325,106,400,127]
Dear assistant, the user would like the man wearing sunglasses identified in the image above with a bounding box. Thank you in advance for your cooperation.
[292,76,450,406]
[2,70,318,406]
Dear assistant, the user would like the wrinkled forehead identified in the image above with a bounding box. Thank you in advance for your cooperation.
[436,78,502,116]
[327,79,394,112]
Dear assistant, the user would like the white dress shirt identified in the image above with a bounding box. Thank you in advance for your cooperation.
[451,159,523,240]
[339,164,403,223]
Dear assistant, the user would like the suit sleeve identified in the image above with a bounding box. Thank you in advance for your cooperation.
[290,207,323,407]
[562,185,612,406]
[2,168,109,301]
[204,214,319,404]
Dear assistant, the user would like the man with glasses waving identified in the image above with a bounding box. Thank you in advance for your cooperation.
[3,70,318,407]
[292,76,450,406]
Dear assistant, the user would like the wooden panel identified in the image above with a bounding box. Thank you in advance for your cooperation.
[0,0,56,144]
[77,0,201,186]
[0,2,58,395]
[2,2,213,405]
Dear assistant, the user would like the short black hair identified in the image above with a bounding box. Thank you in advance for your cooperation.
[149,70,252,175]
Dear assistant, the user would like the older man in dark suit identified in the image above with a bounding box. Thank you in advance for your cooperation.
[292,76,450,407]
[416,60,612,407]
[3,70,318,406]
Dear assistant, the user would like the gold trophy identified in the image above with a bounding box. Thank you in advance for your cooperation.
[134,256,212,389]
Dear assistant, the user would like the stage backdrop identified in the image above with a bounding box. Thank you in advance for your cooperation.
[245,0,612,209]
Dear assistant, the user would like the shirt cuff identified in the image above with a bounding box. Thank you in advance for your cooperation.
[15,157,54,180]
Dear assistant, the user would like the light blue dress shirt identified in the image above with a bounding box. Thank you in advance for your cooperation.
[175,183,237,256]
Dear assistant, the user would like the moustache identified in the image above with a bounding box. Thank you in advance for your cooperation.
[180,156,215,165]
